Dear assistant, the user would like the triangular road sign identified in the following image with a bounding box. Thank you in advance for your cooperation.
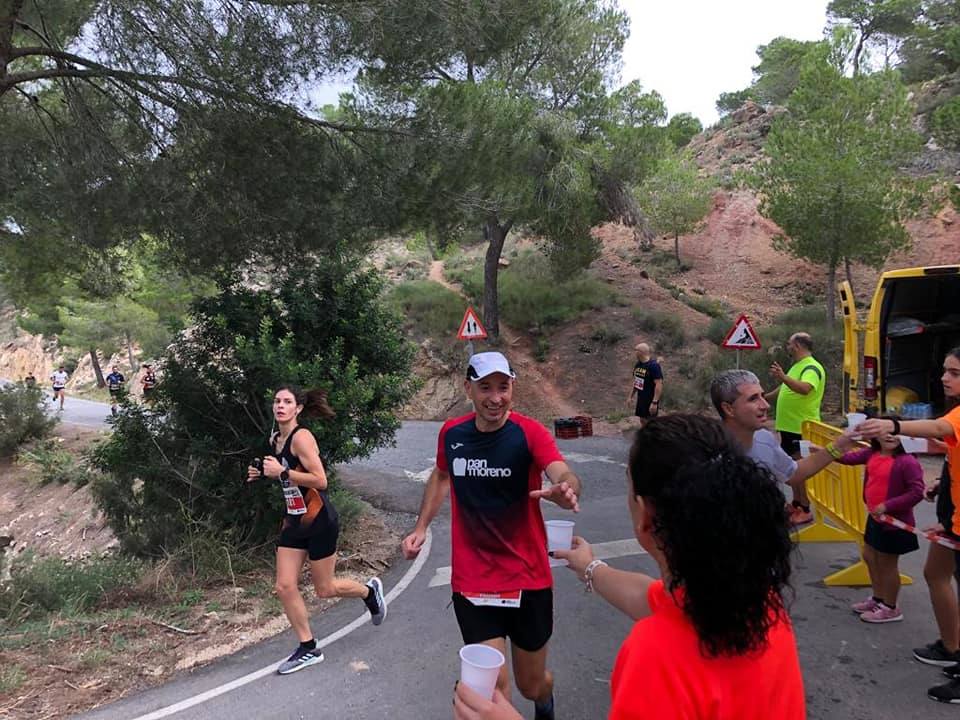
[457,307,488,340]
[721,314,761,350]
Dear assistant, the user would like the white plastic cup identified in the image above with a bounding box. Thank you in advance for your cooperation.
[545,520,575,566]
[798,440,812,458]
[846,413,867,431]
[459,644,505,700]
[899,435,926,454]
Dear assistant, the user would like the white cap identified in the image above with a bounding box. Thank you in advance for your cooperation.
[466,352,516,381]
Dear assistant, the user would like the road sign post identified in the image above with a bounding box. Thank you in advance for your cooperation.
[457,307,488,359]
[720,314,762,368]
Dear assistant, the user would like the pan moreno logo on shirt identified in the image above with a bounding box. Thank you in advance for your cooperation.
[451,457,513,478]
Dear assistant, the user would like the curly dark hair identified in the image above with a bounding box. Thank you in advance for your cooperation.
[629,414,794,658]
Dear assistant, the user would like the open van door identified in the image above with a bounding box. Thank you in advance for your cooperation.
[838,280,859,414]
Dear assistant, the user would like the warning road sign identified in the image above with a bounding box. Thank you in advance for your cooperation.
[457,307,488,340]
[721,314,761,350]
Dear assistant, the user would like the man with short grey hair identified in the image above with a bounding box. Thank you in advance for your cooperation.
[628,343,663,421]
[710,369,855,497]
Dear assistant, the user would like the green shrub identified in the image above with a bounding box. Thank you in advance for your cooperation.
[533,338,550,363]
[445,250,616,330]
[703,315,735,344]
[0,555,144,621]
[633,309,686,350]
[18,438,100,487]
[590,325,626,346]
[92,256,418,557]
[683,294,729,318]
[387,281,466,337]
[931,97,960,151]
[0,384,56,457]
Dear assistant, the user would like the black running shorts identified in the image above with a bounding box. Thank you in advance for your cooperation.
[277,519,339,561]
[452,588,553,653]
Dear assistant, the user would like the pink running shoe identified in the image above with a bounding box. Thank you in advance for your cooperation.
[860,604,903,623]
[851,596,879,614]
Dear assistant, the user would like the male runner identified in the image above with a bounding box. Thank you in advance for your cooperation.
[401,352,580,720]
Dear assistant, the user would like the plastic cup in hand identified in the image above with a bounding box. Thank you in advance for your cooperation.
[846,413,867,434]
[459,644,505,700]
[545,519,575,566]
[798,440,812,458]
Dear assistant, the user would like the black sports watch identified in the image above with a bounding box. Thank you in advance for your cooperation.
[280,469,290,483]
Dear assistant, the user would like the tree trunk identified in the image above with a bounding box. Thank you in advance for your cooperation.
[482,217,511,339]
[125,331,139,371]
[90,347,105,387]
[674,232,680,265]
[844,257,854,297]
[0,2,26,90]
[825,263,837,325]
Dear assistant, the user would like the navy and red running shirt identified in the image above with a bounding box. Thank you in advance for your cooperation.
[437,411,565,594]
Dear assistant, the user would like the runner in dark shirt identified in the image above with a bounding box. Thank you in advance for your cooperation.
[247,385,386,676]
[628,343,663,420]
[402,352,581,720]
[105,366,125,417]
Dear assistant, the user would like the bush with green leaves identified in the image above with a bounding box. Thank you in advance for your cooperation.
[445,249,616,330]
[931,97,960,151]
[0,554,143,621]
[91,257,418,557]
[18,438,100,487]
[388,280,466,336]
[0,383,56,457]
[632,309,686,351]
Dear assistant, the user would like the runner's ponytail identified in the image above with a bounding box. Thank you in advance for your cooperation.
[276,385,336,420]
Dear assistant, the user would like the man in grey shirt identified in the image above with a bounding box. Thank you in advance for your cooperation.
[710,370,857,493]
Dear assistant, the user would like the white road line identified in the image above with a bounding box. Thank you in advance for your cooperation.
[427,537,646,588]
[126,529,433,720]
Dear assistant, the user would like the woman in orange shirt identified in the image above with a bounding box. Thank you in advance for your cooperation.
[454,414,804,720]
[859,347,960,704]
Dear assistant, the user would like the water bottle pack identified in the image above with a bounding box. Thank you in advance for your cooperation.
[897,402,933,419]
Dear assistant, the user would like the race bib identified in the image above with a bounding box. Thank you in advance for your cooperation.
[462,590,522,608]
[633,377,644,391]
[283,483,307,515]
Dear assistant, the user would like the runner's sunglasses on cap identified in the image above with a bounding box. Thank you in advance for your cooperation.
[466,352,516,381]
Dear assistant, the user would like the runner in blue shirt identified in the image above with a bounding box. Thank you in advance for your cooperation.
[105,366,125,417]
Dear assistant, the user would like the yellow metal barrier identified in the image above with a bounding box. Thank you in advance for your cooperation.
[797,420,912,587]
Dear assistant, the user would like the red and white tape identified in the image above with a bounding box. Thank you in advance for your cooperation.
[876,513,960,551]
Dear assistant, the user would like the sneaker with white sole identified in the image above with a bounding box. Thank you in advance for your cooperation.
[364,576,387,626]
[915,640,960,667]
[929,679,960,704]
[277,645,324,675]
[859,604,903,623]
[851,596,879,614]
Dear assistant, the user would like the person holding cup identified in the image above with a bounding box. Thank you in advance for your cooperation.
[454,414,804,719]
[857,347,960,702]
[404,352,580,720]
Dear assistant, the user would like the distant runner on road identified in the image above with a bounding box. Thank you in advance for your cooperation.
[141,363,157,404]
[50,365,68,411]
[402,351,581,720]
[105,366,125,417]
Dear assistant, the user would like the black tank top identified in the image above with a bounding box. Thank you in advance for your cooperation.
[271,426,337,535]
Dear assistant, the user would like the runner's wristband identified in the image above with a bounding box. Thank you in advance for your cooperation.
[890,418,901,435]
[583,559,608,594]
[825,443,842,459]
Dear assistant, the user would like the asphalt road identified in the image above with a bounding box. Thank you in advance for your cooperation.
[0,377,113,429]
[71,420,960,720]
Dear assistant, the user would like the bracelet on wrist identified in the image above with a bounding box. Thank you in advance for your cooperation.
[825,443,842,459]
[890,418,901,435]
[583,559,608,594]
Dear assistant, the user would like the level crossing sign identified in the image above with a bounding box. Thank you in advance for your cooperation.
[721,314,761,350]
[457,307,487,341]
